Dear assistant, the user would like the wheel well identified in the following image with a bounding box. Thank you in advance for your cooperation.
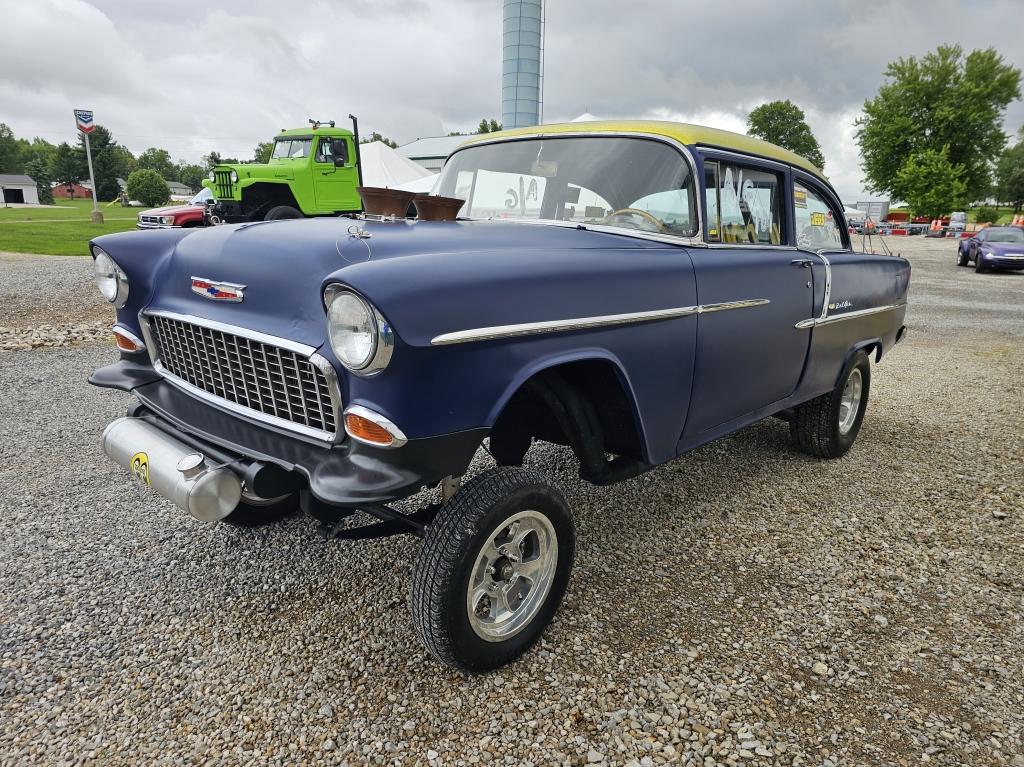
[489,360,646,481]
[240,184,300,220]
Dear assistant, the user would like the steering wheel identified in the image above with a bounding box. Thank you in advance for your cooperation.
[601,208,664,232]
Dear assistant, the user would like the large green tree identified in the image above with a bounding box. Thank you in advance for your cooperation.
[477,119,502,134]
[857,45,1021,201]
[894,147,968,219]
[77,126,133,201]
[253,141,274,163]
[137,147,176,180]
[24,158,54,204]
[0,123,20,173]
[746,100,825,169]
[50,142,80,191]
[995,130,1024,211]
[126,169,170,207]
[177,163,206,192]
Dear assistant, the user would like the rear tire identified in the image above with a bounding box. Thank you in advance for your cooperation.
[264,205,302,221]
[957,247,968,266]
[223,491,298,526]
[412,467,574,672]
[790,351,871,459]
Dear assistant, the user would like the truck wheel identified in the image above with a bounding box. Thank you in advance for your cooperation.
[222,490,298,527]
[412,467,574,672]
[264,205,302,221]
[790,351,871,459]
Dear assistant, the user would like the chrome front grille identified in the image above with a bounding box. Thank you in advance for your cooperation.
[148,314,338,438]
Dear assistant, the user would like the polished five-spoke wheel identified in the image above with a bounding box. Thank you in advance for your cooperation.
[412,467,575,672]
[837,367,863,436]
[466,511,559,642]
[791,350,872,459]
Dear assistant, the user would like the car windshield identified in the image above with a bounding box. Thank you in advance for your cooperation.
[189,188,212,205]
[435,136,698,237]
[272,138,312,159]
[986,228,1024,243]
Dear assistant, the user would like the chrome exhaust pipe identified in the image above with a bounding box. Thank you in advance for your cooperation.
[102,417,242,522]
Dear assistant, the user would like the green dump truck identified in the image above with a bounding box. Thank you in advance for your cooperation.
[204,119,364,223]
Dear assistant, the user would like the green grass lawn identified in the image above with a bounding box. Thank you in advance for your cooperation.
[0,199,139,256]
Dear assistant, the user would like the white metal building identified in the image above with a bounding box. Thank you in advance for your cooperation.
[0,174,40,205]
[395,135,467,173]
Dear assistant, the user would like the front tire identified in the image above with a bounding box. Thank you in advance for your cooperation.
[790,351,871,459]
[264,205,302,221]
[412,467,575,672]
[975,253,988,273]
[957,247,968,266]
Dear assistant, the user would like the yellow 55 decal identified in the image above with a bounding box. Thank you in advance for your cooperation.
[810,211,826,227]
[131,452,151,487]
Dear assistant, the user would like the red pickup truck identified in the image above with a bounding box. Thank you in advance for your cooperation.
[136,188,211,229]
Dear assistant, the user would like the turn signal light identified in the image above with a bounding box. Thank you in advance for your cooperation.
[344,412,394,446]
[113,330,143,353]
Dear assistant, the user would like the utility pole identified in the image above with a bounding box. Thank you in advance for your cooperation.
[74,109,104,224]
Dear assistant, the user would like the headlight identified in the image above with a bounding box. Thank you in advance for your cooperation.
[92,246,129,307]
[229,169,239,183]
[208,170,215,181]
[160,215,175,225]
[325,286,393,375]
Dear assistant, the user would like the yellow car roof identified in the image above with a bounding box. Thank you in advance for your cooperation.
[461,120,826,182]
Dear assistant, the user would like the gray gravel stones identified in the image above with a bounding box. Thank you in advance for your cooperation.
[1,241,1022,766]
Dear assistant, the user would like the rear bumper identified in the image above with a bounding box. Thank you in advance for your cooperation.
[90,360,486,507]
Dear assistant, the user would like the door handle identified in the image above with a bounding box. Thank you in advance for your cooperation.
[790,258,814,268]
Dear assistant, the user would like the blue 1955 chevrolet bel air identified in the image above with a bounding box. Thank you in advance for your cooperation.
[90,121,910,671]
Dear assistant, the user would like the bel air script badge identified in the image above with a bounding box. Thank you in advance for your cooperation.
[191,277,245,302]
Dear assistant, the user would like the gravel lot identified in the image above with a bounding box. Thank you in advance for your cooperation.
[1,236,1022,767]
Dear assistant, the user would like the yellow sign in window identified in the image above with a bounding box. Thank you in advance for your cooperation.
[810,211,826,227]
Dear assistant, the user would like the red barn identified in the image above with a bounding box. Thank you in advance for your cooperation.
[51,181,93,200]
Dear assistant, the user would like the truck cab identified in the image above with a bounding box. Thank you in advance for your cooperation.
[204,125,363,222]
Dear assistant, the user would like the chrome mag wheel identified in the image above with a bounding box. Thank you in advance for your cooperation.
[838,367,863,435]
[466,510,558,642]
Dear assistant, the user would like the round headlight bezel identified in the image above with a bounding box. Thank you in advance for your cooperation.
[324,285,394,376]
[229,169,239,184]
[92,246,129,308]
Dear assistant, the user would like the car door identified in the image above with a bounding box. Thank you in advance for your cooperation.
[681,155,814,440]
[313,137,361,212]
[970,230,986,259]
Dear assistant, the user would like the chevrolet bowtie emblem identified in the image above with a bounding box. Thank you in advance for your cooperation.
[191,276,245,302]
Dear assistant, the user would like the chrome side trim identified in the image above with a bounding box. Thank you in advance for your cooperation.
[430,299,769,346]
[795,303,905,329]
[145,309,316,356]
[343,404,408,449]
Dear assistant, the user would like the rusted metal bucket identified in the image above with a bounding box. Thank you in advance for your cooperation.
[357,187,416,217]
[413,194,465,221]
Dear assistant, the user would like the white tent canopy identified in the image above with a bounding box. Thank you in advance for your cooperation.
[394,173,438,194]
[357,141,433,188]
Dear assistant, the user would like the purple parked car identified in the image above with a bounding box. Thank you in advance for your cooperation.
[957,226,1024,273]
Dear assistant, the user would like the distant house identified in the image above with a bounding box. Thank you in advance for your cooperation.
[167,180,194,200]
[52,181,94,200]
[1,174,41,205]
[395,135,467,173]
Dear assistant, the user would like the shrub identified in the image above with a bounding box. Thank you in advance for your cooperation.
[126,169,170,207]
[973,205,1001,224]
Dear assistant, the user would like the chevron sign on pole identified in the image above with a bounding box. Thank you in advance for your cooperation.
[74,109,95,134]
[73,109,103,222]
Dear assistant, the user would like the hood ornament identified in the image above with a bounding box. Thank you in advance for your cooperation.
[191,276,245,302]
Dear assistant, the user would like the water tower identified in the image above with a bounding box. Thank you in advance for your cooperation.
[502,0,544,129]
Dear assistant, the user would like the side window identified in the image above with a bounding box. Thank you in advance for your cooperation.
[794,181,844,250]
[715,162,782,245]
[315,138,334,163]
[704,160,720,242]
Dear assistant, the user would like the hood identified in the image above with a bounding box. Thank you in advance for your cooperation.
[141,203,199,216]
[144,217,670,349]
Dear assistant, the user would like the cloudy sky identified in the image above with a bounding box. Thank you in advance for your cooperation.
[2,0,1022,202]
